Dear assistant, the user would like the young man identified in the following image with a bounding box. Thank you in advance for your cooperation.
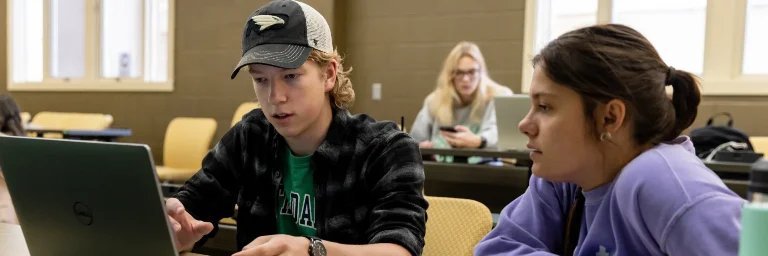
[165,1,428,256]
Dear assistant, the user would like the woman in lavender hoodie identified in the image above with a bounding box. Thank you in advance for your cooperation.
[475,24,745,256]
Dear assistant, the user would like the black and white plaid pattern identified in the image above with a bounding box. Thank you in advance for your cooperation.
[174,108,428,255]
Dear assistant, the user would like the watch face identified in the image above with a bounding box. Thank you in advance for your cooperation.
[311,240,326,256]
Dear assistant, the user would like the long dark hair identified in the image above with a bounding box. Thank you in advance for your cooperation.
[532,24,701,145]
[0,94,25,136]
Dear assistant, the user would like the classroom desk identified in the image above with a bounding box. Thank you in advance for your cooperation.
[423,161,529,212]
[26,127,133,142]
[704,160,752,175]
[419,148,532,212]
[704,160,753,198]
[420,147,533,160]
[0,223,205,255]
[423,161,528,185]
[420,148,754,210]
[194,224,239,256]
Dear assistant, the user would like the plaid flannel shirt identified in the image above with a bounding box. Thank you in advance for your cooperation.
[174,108,429,255]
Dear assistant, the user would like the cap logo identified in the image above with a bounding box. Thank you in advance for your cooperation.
[251,15,286,31]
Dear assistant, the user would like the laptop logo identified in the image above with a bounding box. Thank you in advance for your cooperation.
[73,202,94,226]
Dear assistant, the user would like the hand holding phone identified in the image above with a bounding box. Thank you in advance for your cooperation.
[439,126,458,133]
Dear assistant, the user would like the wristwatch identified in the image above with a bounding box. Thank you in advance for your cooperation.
[478,136,487,149]
[306,236,326,256]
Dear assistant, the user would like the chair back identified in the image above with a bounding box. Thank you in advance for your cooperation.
[163,117,218,169]
[423,196,492,256]
[751,136,768,154]
[30,112,113,130]
[231,102,260,127]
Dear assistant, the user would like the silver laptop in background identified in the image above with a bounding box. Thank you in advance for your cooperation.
[493,94,532,150]
[0,135,178,256]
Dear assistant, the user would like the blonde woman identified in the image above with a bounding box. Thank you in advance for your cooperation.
[411,42,513,162]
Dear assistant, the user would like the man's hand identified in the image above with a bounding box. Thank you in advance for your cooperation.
[233,235,310,256]
[440,125,481,148]
[166,198,214,253]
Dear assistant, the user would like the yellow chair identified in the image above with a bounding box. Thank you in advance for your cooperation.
[20,112,31,124]
[28,112,114,138]
[30,111,114,130]
[751,136,768,154]
[423,196,492,256]
[155,117,218,184]
[231,102,260,127]
[220,217,237,225]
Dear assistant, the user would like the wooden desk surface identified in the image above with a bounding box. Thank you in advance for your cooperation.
[0,223,205,256]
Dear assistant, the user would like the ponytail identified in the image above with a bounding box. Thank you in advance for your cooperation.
[662,66,701,141]
[0,115,25,137]
[0,94,25,137]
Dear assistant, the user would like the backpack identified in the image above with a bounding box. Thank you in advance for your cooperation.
[689,112,754,159]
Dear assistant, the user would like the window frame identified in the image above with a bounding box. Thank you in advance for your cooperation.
[5,0,175,92]
[521,0,768,96]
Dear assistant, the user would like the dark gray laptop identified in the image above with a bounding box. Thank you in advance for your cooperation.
[0,135,178,256]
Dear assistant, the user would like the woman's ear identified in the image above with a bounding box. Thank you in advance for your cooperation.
[323,59,338,93]
[593,99,626,134]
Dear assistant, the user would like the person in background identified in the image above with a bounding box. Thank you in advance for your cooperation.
[410,41,513,163]
[0,94,24,225]
[474,24,745,255]
[166,1,427,256]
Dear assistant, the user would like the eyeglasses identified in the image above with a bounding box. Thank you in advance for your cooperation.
[452,69,479,79]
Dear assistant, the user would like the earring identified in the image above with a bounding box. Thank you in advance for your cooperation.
[600,132,612,141]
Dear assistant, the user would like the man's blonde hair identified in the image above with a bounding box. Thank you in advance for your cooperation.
[308,49,355,109]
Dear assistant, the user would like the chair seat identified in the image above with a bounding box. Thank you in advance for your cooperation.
[220,217,237,225]
[156,166,198,184]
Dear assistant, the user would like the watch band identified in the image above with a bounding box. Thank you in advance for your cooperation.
[478,136,487,148]
[305,236,326,256]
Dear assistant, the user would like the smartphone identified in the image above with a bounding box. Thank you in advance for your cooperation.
[439,126,458,133]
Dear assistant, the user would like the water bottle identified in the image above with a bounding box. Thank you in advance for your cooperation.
[738,158,768,255]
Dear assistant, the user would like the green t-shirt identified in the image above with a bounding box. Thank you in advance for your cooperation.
[276,146,317,236]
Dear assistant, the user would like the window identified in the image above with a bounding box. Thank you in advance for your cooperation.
[10,0,44,84]
[7,0,175,92]
[522,0,768,95]
[743,0,768,75]
[612,0,707,74]
[534,0,597,54]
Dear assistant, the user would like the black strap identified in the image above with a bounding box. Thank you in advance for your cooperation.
[562,187,584,256]
[706,112,734,127]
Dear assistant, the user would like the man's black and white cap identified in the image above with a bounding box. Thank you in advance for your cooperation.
[230,0,333,79]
